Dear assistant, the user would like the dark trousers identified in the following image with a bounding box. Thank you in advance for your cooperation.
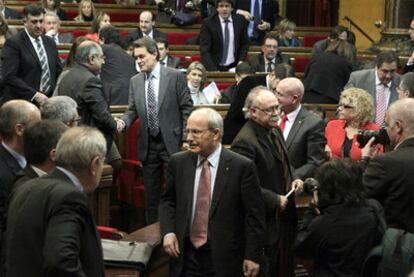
[142,133,169,225]
[180,239,216,277]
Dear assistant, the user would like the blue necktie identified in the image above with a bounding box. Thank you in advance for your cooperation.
[146,74,159,137]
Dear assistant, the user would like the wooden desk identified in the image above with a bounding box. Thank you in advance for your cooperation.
[105,223,169,277]
[89,164,113,226]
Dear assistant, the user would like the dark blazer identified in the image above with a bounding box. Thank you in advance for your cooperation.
[3,7,21,20]
[166,55,182,69]
[231,120,297,244]
[235,0,278,43]
[121,65,193,161]
[248,52,291,73]
[13,165,39,191]
[126,28,167,42]
[1,31,62,101]
[285,107,326,179]
[159,148,266,277]
[303,52,352,104]
[403,63,414,73]
[5,169,105,277]
[200,13,249,71]
[222,74,267,144]
[363,137,414,233]
[57,63,117,149]
[101,43,137,105]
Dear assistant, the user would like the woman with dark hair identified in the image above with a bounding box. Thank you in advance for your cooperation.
[42,0,67,20]
[294,159,385,277]
[85,12,111,42]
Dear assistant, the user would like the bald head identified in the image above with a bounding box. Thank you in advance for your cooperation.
[386,98,414,147]
[139,11,154,35]
[276,77,304,113]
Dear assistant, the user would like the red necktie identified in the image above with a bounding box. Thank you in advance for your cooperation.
[376,84,387,124]
[279,113,288,132]
[190,159,211,248]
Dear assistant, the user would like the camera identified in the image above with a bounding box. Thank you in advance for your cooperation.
[356,128,389,148]
[303,178,318,195]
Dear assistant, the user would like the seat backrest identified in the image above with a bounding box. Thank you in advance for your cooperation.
[124,118,140,160]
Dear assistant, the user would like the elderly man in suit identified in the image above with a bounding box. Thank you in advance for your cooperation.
[276,77,326,179]
[159,108,265,277]
[362,98,414,233]
[119,37,193,224]
[231,87,303,277]
[248,33,291,73]
[155,37,182,69]
[1,4,62,104]
[235,0,279,44]
[40,96,80,127]
[43,12,73,44]
[345,50,401,125]
[200,0,249,71]
[5,127,107,276]
[126,10,167,42]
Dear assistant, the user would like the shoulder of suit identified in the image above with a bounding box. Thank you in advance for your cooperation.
[224,147,253,164]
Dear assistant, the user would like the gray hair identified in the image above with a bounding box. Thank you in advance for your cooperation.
[40,96,78,124]
[388,98,414,135]
[75,40,101,64]
[55,126,107,170]
[242,85,269,119]
[191,108,223,138]
[0,100,39,140]
[44,11,59,22]
[400,72,414,98]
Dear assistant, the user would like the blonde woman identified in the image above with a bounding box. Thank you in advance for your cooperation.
[277,18,301,47]
[74,0,96,22]
[186,61,211,104]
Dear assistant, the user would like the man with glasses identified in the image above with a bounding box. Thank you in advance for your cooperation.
[232,86,303,277]
[248,33,291,73]
[345,51,401,124]
[397,72,414,99]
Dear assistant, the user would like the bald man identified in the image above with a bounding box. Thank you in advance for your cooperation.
[126,10,167,42]
[276,77,326,179]
[363,98,414,233]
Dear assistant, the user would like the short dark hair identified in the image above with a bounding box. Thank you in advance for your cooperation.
[262,33,278,46]
[316,159,365,206]
[235,62,254,75]
[23,4,44,18]
[215,0,234,8]
[375,50,398,68]
[23,120,67,165]
[133,37,159,60]
[330,25,347,39]
[99,25,121,45]
[154,37,169,49]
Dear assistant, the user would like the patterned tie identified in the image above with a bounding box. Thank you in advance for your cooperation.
[279,113,288,132]
[190,158,211,248]
[376,84,387,124]
[267,62,273,73]
[221,19,230,65]
[252,0,261,39]
[146,74,159,137]
[35,38,51,93]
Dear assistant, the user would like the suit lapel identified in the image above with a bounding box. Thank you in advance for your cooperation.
[286,108,305,148]
[135,73,147,121]
[370,70,377,107]
[209,148,231,219]
[158,66,169,112]
[214,16,224,46]
[186,153,198,226]
[21,31,41,68]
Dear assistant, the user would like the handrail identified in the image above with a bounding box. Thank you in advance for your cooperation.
[343,16,375,43]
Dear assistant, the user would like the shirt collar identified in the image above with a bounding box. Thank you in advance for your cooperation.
[285,104,302,122]
[56,166,84,192]
[2,142,26,168]
[219,15,232,23]
[148,62,161,80]
[197,143,222,168]
[25,28,41,43]
[31,165,47,176]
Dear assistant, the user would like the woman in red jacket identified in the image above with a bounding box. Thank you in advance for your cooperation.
[325,87,383,160]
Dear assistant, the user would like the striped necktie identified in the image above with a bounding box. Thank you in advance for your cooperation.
[35,38,51,94]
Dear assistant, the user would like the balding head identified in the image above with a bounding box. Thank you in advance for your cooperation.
[386,98,414,147]
[276,77,304,113]
[139,11,154,35]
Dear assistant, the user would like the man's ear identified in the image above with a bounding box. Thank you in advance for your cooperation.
[49,148,57,162]
[15,123,25,137]
[89,156,100,176]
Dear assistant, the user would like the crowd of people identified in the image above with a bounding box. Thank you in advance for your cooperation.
[0,0,414,276]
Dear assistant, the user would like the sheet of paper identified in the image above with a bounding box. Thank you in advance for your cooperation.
[203,81,220,104]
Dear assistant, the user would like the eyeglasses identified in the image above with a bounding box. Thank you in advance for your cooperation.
[253,105,280,114]
[69,116,82,124]
[264,45,278,49]
[185,128,212,137]
[338,103,354,109]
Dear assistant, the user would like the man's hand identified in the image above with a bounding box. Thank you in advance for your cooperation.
[324,144,332,160]
[243,259,260,277]
[360,137,379,159]
[181,142,189,151]
[237,10,253,21]
[45,29,57,37]
[279,195,288,211]
[292,179,304,195]
[257,21,270,31]
[34,92,48,105]
[163,233,180,258]
[115,118,125,133]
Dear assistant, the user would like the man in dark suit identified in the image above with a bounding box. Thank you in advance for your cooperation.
[276,77,326,179]
[231,87,303,277]
[0,100,41,232]
[99,26,138,105]
[1,4,62,104]
[5,127,107,276]
[345,51,401,125]
[126,10,167,42]
[248,33,291,73]
[119,37,193,224]
[44,12,73,44]
[222,63,292,144]
[397,72,414,99]
[159,108,265,277]
[235,0,279,44]
[0,0,21,19]
[199,0,249,71]
[155,37,182,69]
[362,98,414,233]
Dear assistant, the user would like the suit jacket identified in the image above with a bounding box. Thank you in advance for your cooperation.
[403,63,414,73]
[57,64,116,149]
[101,43,138,105]
[3,7,21,20]
[121,65,193,161]
[126,28,167,42]
[222,74,267,144]
[159,148,266,277]
[1,31,62,101]
[231,120,297,244]
[166,55,182,69]
[200,13,249,71]
[13,165,39,191]
[235,0,278,43]
[248,52,291,73]
[363,137,414,233]
[57,32,74,44]
[5,168,105,276]
[285,107,326,179]
[345,68,400,109]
